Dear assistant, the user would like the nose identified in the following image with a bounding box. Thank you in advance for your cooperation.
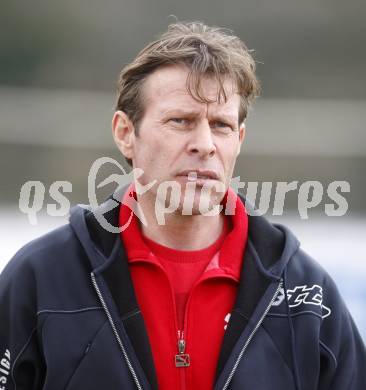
[187,120,216,159]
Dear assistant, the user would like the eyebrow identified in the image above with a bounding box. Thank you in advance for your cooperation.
[160,108,201,117]
[210,113,238,125]
[161,109,238,124]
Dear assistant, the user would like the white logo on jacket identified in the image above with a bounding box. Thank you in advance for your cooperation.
[0,349,11,390]
[224,313,231,330]
[272,284,331,319]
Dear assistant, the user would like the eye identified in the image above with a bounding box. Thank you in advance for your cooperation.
[211,121,234,133]
[169,118,188,125]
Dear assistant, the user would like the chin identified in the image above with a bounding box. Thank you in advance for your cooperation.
[179,191,222,217]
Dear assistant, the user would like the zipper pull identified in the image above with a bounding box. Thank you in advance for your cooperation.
[178,338,186,354]
[175,330,190,367]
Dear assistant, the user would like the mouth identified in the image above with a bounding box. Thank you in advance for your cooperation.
[176,169,219,181]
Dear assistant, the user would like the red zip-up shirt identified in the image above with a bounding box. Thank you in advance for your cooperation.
[120,187,248,389]
[143,218,229,331]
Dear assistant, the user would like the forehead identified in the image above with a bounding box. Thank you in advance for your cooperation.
[141,65,240,118]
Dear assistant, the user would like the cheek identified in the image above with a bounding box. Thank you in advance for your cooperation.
[137,130,180,165]
[133,138,171,180]
[220,139,240,169]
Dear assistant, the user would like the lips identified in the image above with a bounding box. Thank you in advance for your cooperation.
[176,169,219,181]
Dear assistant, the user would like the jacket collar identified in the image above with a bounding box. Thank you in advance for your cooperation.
[70,186,299,280]
[69,186,300,387]
[119,185,248,281]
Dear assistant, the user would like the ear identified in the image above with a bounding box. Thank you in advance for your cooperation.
[112,110,135,161]
[236,122,246,156]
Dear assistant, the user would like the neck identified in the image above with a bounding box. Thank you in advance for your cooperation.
[137,192,224,251]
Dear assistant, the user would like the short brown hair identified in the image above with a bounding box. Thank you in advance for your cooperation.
[115,21,260,165]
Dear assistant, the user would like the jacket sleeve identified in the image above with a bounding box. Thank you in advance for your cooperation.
[0,251,45,390]
[318,273,366,389]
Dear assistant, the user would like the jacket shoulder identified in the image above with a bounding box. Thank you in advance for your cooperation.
[1,223,81,278]
[288,244,336,283]
[286,243,366,386]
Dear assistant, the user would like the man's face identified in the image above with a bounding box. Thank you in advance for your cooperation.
[121,65,245,214]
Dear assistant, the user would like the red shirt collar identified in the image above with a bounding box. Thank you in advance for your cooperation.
[119,185,248,281]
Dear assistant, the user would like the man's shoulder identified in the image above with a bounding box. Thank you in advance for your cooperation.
[281,238,349,318]
[289,243,323,270]
[264,220,332,282]
[263,220,343,300]
[288,244,334,284]
[0,222,81,283]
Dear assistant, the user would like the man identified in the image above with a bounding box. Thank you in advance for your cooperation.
[0,21,365,390]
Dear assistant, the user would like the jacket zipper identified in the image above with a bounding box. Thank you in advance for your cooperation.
[176,330,189,389]
[91,272,143,390]
[221,279,284,390]
[173,270,238,389]
[176,329,190,367]
[130,258,190,389]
